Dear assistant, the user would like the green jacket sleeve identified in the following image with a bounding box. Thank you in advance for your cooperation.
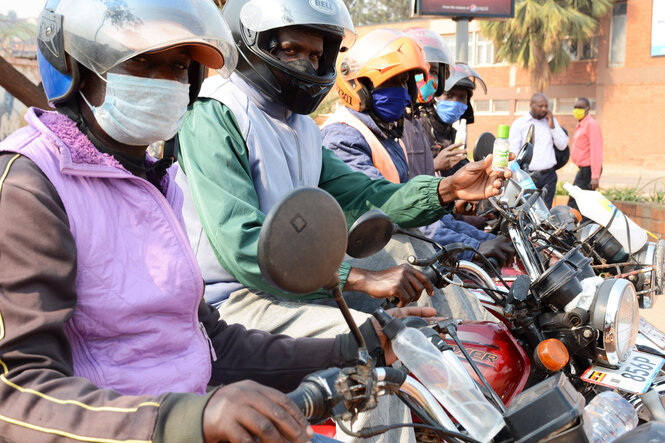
[318,147,452,228]
[177,99,342,301]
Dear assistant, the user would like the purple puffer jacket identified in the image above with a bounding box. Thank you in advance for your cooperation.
[0,108,212,396]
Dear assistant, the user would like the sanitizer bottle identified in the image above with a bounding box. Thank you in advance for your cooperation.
[492,125,511,171]
[374,310,505,442]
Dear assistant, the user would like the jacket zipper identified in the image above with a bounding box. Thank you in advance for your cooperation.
[200,322,217,362]
[284,109,302,182]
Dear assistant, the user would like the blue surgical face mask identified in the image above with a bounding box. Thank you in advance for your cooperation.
[436,100,468,124]
[415,73,437,103]
[371,87,411,122]
[81,73,190,146]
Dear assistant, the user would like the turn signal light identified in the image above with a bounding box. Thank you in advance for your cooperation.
[569,208,583,224]
[536,339,569,372]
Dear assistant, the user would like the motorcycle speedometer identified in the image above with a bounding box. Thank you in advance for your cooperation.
[590,278,640,367]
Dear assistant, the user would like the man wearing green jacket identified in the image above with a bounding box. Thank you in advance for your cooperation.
[177,0,508,330]
[176,2,508,440]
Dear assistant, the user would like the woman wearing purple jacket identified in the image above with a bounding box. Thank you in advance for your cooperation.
[0,1,432,441]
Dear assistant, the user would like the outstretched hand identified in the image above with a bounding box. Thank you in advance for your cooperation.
[437,153,515,204]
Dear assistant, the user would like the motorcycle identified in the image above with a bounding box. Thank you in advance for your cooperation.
[401,129,665,425]
[474,126,665,310]
[255,186,665,442]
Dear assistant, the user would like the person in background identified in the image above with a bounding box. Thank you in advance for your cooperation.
[509,92,568,208]
[415,63,487,177]
[401,27,456,178]
[323,29,514,271]
[568,97,603,210]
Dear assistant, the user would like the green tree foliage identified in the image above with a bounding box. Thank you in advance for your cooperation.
[342,0,412,26]
[480,0,614,92]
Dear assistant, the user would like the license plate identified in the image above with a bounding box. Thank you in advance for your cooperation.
[640,317,665,351]
[581,349,665,394]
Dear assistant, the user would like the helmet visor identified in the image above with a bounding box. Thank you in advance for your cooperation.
[239,0,355,50]
[405,28,454,68]
[57,0,238,77]
[445,63,487,94]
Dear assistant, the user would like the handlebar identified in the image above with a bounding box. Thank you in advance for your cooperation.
[287,378,332,423]
[286,367,407,423]
[521,189,542,213]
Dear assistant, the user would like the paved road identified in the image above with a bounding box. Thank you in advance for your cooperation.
[557,163,665,191]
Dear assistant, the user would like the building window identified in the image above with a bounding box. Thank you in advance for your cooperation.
[609,2,627,66]
[515,100,531,114]
[555,98,576,114]
[472,99,508,114]
[473,33,496,65]
[492,100,510,114]
[564,36,599,61]
[442,35,473,64]
[473,99,491,114]
[442,33,501,65]
[553,98,597,115]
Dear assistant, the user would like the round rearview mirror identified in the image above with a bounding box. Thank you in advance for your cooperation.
[473,132,495,161]
[516,142,534,170]
[258,187,348,294]
[346,209,395,258]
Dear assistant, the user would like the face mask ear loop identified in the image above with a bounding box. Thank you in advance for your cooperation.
[79,70,109,112]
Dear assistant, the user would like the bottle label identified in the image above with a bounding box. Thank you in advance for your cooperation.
[492,140,510,170]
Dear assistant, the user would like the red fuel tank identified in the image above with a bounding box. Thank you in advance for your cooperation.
[444,321,531,406]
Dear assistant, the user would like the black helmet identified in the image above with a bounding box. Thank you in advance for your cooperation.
[223,0,355,115]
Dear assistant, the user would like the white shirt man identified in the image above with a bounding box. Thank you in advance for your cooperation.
[508,92,568,207]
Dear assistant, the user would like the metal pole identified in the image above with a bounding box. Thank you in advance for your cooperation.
[454,17,470,64]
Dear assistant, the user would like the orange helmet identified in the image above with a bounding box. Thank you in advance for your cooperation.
[336,29,429,112]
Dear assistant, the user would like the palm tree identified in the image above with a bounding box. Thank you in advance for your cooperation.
[481,0,614,92]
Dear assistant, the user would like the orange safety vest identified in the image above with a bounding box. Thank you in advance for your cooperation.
[322,107,408,184]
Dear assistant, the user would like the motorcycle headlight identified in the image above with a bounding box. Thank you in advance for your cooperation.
[590,278,640,367]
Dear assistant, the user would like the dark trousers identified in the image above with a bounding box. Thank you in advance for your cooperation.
[533,168,558,208]
[567,166,591,211]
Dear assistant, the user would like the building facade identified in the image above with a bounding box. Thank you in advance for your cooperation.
[356,0,665,169]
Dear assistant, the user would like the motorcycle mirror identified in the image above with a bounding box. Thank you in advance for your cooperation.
[473,132,495,161]
[525,123,535,145]
[258,187,348,294]
[516,142,534,170]
[347,209,395,258]
[510,274,531,302]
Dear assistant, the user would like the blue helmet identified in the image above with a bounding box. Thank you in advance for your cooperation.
[37,0,238,105]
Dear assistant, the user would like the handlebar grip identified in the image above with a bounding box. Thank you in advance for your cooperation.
[522,189,541,212]
[487,257,500,270]
[380,367,408,387]
[287,381,330,423]
[422,265,440,286]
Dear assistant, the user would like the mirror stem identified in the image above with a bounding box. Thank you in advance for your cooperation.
[394,226,441,249]
[324,274,370,366]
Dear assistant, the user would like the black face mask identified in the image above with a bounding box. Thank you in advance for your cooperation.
[285,58,318,76]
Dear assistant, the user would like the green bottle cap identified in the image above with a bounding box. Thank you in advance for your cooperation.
[497,124,510,139]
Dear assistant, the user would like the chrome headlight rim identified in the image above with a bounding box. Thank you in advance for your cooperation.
[591,278,640,367]
[635,242,657,308]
